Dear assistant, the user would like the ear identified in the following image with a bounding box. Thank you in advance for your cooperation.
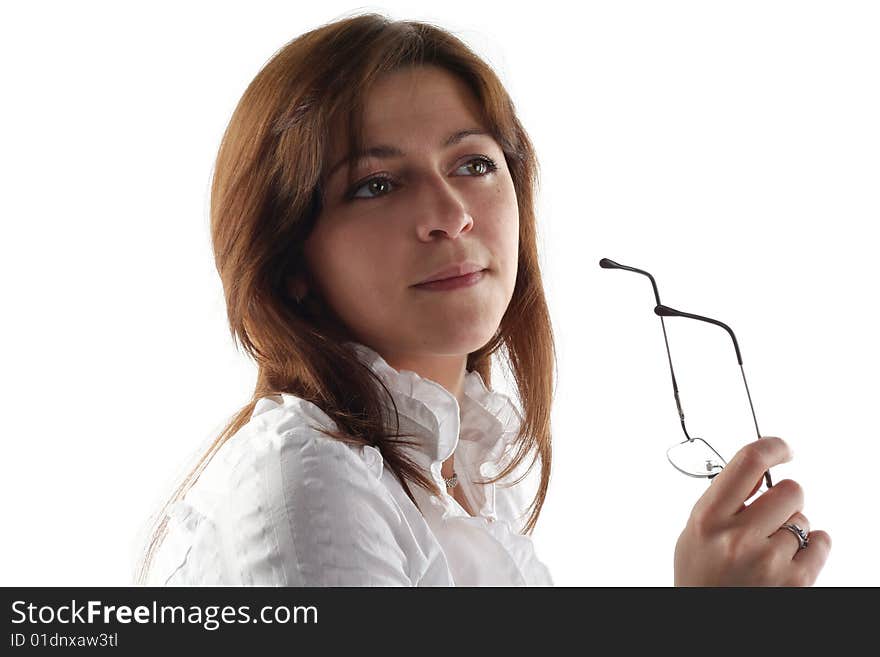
[287,275,308,302]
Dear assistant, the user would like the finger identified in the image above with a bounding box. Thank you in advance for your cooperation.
[744,476,763,502]
[698,436,793,519]
[738,479,805,538]
[789,530,832,586]
[767,511,811,558]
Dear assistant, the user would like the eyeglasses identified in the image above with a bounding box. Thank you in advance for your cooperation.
[600,257,773,490]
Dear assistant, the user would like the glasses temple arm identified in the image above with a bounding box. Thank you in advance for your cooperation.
[655,303,773,489]
[598,259,691,440]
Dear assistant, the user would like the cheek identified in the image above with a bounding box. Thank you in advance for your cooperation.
[306,227,398,302]
[496,191,520,294]
[491,171,519,225]
[304,228,357,300]
[485,181,519,263]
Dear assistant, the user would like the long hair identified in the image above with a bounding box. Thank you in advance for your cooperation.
[135,11,556,584]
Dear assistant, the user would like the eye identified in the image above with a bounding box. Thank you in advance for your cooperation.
[347,155,499,200]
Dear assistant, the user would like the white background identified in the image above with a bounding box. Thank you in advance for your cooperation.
[2,1,877,586]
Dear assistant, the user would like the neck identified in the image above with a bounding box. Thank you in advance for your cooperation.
[441,454,455,481]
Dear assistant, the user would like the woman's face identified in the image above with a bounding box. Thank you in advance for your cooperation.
[298,65,519,370]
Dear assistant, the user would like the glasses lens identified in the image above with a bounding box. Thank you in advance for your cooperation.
[667,437,726,477]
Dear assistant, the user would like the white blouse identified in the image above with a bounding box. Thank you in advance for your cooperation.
[142,341,554,586]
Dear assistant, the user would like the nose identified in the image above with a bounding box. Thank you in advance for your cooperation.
[414,172,474,240]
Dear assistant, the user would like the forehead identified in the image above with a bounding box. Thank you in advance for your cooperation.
[327,66,487,157]
[365,66,481,122]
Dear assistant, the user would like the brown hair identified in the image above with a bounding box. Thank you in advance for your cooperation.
[136,11,556,584]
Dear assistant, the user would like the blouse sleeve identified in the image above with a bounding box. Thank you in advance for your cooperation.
[197,427,420,586]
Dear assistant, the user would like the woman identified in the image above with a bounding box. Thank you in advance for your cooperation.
[135,12,830,586]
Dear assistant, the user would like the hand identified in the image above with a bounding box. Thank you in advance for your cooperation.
[674,436,831,586]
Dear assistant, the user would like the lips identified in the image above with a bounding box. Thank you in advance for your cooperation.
[413,269,486,291]
[415,261,486,286]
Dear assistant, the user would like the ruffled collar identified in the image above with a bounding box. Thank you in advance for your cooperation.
[344,341,523,515]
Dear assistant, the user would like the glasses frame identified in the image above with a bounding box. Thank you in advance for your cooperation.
[600,258,773,490]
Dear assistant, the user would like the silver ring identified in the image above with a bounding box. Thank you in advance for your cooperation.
[781,522,810,550]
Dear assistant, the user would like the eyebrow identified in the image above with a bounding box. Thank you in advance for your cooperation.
[326,128,492,184]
